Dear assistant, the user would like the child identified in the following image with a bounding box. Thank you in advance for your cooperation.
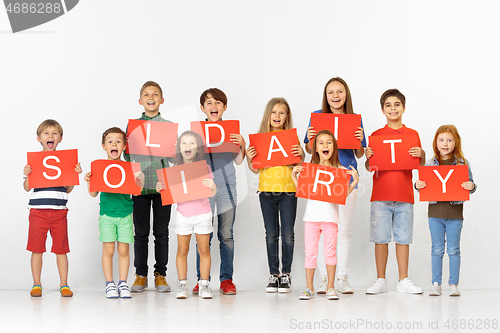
[364,89,425,294]
[124,81,173,293]
[84,127,145,298]
[245,97,304,293]
[156,131,217,299]
[23,119,82,297]
[292,130,358,300]
[193,88,246,295]
[415,125,476,297]
[304,77,366,294]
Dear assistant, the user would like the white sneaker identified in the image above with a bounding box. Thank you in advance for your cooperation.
[299,288,314,300]
[316,276,328,294]
[199,280,213,299]
[396,278,423,294]
[449,285,460,297]
[326,288,339,300]
[118,282,132,299]
[105,282,119,299]
[337,277,354,294]
[176,280,188,299]
[429,282,441,296]
[366,278,388,294]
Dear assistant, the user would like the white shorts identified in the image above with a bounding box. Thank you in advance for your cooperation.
[175,211,213,236]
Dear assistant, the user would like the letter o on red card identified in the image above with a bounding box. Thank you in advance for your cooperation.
[103,164,126,188]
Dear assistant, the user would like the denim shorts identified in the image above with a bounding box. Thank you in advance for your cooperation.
[370,201,413,245]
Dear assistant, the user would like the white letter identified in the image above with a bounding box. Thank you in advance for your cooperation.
[42,156,62,180]
[312,169,334,196]
[180,170,188,194]
[433,169,454,193]
[333,116,338,140]
[382,139,402,163]
[103,164,126,188]
[205,123,225,148]
[267,135,288,160]
[146,123,160,148]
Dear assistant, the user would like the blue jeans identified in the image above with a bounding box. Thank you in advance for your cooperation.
[259,192,297,275]
[196,183,236,282]
[428,218,463,285]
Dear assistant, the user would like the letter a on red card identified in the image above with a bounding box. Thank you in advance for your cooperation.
[368,135,419,171]
[126,119,178,157]
[249,129,301,169]
[311,113,361,149]
[295,162,351,205]
[418,165,469,202]
[90,160,142,195]
[27,149,79,189]
[156,160,212,205]
[191,120,240,153]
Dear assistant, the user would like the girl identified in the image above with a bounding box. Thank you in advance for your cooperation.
[156,131,217,299]
[415,125,476,297]
[304,77,366,294]
[293,130,358,300]
[246,97,304,293]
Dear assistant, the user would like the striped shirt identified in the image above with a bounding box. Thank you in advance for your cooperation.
[28,186,68,209]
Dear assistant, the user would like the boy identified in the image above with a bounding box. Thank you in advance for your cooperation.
[84,127,145,298]
[193,88,246,295]
[364,89,425,294]
[124,81,173,292]
[23,119,82,297]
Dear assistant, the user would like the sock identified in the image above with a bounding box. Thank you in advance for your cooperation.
[106,281,115,285]
[118,280,126,285]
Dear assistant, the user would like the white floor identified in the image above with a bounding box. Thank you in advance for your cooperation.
[1,287,499,333]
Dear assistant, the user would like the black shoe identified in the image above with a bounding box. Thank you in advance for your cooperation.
[278,274,291,293]
[266,275,279,293]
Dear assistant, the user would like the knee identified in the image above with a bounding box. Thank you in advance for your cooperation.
[447,245,460,257]
[431,246,445,257]
[198,246,211,258]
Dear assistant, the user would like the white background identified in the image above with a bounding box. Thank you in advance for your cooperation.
[0,0,497,292]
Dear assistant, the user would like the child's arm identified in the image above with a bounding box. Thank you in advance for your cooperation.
[409,147,426,166]
[135,171,145,190]
[23,165,32,192]
[83,171,99,197]
[346,166,359,195]
[66,163,82,194]
[245,146,259,174]
[354,127,365,158]
[305,127,316,154]
[230,134,246,165]
[203,178,217,196]
[291,165,303,187]
[364,147,374,171]
[291,143,305,164]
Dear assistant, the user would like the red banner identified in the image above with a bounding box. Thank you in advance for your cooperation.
[295,162,351,205]
[310,113,361,149]
[156,160,212,205]
[368,135,419,171]
[249,129,301,169]
[90,160,142,195]
[27,149,79,188]
[126,119,178,157]
[418,165,470,202]
[191,120,240,153]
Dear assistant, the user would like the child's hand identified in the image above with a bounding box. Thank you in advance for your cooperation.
[365,147,374,159]
[291,144,303,157]
[346,166,359,182]
[135,171,145,185]
[75,163,82,174]
[462,181,475,191]
[415,180,426,189]
[230,134,245,147]
[156,182,165,192]
[84,172,92,183]
[203,178,215,190]
[245,146,257,160]
[307,127,316,142]
[354,127,364,143]
[24,165,32,176]
[409,147,423,158]
[292,166,304,177]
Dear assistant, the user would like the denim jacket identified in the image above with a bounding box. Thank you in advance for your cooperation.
[423,156,476,205]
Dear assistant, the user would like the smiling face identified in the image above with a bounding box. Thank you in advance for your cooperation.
[200,93,227,122]
[269,103,288,130]
[179,134,199,163]
[382,96,405,122]
[325,81,347,113]
[139,85,164,117]
[37,126,62,151]
[102,132,126,160]
[315,133,335,164]
[436,132,456,160]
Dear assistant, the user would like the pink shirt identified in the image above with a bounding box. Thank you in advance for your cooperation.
[176,165,213,217]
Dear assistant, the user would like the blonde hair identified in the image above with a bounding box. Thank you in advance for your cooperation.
[432,125,466,165]
[258,97,293,133]
[37,119,63,137]
[310,130,341,167]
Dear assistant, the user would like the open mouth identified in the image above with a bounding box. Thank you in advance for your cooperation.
[210,111,218,117]
[47,140,54,149]
[184,149,192,156]
[111,149,118,155]
[147,102,155,106]
[322,149,330,156]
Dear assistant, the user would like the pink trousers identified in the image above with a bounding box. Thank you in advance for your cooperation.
[304,222,338,268]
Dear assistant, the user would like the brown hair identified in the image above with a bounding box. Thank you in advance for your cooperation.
[380,88,406,108]
[321,77,354,114]
[310,130,341,167]
[101,127,127,144]
[432,125,467,165]
[258,97,293,133]
[173,131,205,165]
[200,88,227,106]
[37,119,63,137]
[140,81,163,98]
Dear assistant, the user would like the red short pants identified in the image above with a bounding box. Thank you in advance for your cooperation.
[27,209,69,254]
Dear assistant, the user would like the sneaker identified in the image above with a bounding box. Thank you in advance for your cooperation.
[155,272,170,292]
[278,274,291,293]
[105,282,119,299]
[299,288,314,300]
[199,280,213,299]
[266,275,279,293]
[366,278,388,294]
[192,283,199,295]
[429,282,442,296]
[220,279,237,295]
[59,286,73,297]
[337,277,354,294]
[396,278,423,294]
[131,274,148,292]
[118,282,132,299]
[326,288,339,300]
[449,285,460,297]
[176,280,188,299]
[30,285,42,297]
[317,276,328,294]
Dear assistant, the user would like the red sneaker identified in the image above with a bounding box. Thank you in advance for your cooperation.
[192,283,199,295]
[220,279,237,295]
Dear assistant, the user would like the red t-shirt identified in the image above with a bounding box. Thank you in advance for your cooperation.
[370,125,421,203]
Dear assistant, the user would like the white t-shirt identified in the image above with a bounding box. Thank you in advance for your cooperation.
[302,199,340,223]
